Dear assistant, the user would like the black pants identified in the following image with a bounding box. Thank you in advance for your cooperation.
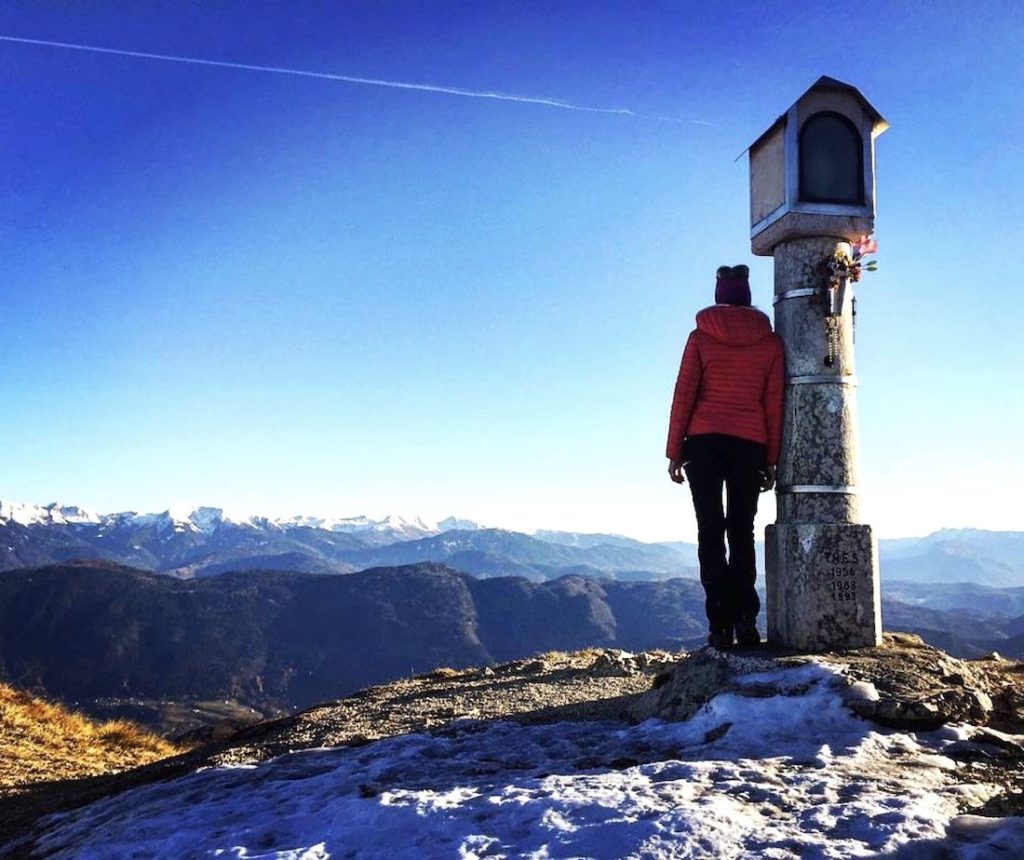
[684,433,766,631]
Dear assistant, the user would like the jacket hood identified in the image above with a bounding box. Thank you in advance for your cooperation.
[695,305,774,346]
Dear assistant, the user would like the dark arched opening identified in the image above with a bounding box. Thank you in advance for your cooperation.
[799,112,864,205]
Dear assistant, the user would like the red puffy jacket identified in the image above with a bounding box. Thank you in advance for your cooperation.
[666,305,785,465]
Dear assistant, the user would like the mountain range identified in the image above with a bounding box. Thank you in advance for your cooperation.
[2,500,1023,587]
[0,501,696,580]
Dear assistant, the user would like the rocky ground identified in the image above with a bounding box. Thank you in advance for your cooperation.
[204,647,680,767]
[2,634,1022,853]
[0,647,677,847]
[631,632,1024,816]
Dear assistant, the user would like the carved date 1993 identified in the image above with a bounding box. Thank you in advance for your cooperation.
[826,551,860,602]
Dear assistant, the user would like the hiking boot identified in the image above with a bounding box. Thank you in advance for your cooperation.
[707,626,733,650]
[734,620,761,647]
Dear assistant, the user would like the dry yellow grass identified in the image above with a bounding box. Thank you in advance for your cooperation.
[0,684,181,794]
[539,648,605,661]
[424,666,463,679]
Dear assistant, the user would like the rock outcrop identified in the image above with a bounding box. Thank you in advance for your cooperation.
[630,633,1023,734]
[629,632,1024,817]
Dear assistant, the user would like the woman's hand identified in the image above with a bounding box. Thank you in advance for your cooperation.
[668,458,686,484]
[760,465,776,492]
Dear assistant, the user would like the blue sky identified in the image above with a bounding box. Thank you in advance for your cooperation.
[1,1,1021,541]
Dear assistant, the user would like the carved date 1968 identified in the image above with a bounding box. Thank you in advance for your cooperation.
[826,551,861,602]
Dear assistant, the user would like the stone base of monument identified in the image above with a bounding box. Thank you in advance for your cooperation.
[765,522,881,651]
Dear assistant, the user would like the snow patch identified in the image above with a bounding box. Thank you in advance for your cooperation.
[24,663,1023,859]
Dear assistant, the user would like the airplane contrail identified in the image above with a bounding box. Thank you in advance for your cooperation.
[0,35,711,125]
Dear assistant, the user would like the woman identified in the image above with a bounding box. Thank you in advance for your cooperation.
[666,265,784,650]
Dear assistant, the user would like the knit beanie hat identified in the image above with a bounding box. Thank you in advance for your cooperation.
[715,265,751,306]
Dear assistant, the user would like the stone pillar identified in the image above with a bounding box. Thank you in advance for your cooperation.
[746,76,887,651]
[765,236,882,650]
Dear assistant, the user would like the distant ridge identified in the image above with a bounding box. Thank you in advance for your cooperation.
[0,499,475,538]
[0,499,697,580]
[1,498,1022,585]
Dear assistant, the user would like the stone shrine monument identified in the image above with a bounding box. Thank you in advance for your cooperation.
[748,76,888,650]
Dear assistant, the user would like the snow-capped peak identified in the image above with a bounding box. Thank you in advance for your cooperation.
[187,506,228,534]
[270,513,481,538]
[97,506,255,535]
[279,513,436,538]
[438,516,482,532]
[0,501,101,526]
[0,499,482,540]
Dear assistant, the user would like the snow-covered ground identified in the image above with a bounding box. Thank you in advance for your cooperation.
[18,663,1024,859]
